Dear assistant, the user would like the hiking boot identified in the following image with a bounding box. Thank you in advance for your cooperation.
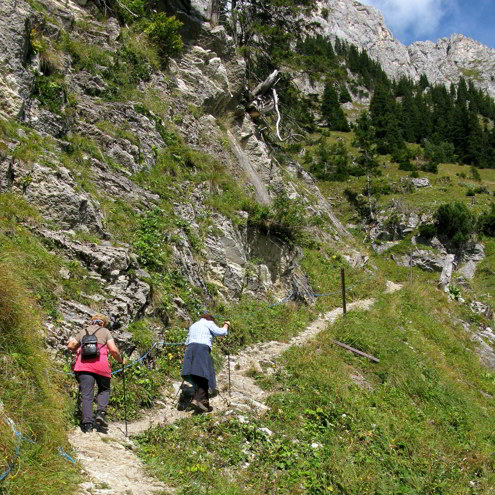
[81,422,93,433]
[191,399,208,412]
[191,399,213,413]
[95,411,108,428]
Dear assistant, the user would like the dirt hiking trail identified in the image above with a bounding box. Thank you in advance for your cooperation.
[70,286,400,495]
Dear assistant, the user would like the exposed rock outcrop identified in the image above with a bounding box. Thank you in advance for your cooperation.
[314,0,495,98]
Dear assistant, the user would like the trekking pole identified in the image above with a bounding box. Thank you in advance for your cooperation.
[228,351,231,397]
[227,322,233,397]
[122,366,128,438]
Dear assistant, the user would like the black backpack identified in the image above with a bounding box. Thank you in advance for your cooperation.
[81,327,102,360]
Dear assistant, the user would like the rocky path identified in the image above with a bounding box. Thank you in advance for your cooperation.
[69,289,400,495]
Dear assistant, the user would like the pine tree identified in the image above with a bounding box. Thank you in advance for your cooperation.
[321,83,350,132]
[369,81,404,153]
[353,111,379,173]
[399,89,420,143]
[419,74,430,90]
[339,86,352,104]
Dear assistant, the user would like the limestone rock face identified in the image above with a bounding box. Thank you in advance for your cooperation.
[372,206,485,287]
[169,28,246,116]
[408,35,495,99]
[314,0,495,98]
[0,0,36,118]
[315,0,415,79]
[0,160,105,233]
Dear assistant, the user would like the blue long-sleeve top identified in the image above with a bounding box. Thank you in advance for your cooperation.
[184,318,228,349]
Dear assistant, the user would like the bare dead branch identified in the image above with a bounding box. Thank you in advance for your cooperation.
[116,0,138,18]
[273,88,291,142]
[251,69,279,99]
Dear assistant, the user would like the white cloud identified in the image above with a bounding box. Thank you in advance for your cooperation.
[360,0,457,39]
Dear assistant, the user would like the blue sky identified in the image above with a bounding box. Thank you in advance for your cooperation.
[360,0,495,48]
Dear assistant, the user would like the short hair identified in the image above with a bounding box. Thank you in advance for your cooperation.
[91,313,109,327]
[201,313,215,322]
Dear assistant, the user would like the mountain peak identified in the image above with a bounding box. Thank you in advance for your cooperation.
[315,0,495,97]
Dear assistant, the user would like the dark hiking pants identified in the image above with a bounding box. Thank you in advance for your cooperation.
[77,372,111,425]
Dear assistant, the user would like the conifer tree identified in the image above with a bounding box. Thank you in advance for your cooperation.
[419,74,430,90]
[339,86,352,104]
[321,83,350,132]
[369,81,404,153]
[353,111,379,173]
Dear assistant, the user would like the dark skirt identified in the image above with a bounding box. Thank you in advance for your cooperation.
[181,343,216,391]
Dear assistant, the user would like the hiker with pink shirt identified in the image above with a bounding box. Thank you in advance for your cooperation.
[68,314,125,433]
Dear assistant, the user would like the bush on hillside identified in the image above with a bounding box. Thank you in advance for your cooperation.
[420,160,438,174]
[308,141,350,181]
[423,140,457,163]
[478,203,495,237]
[144,13,183,63]
[434,201,475,247]
[418,223,436,239]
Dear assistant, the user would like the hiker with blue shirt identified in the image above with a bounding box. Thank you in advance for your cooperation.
[181,314,230,413]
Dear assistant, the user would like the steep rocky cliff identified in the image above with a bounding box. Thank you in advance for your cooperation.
[314,0,495,98]
[0,0,347,354]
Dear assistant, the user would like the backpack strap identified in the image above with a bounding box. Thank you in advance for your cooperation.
[91,326,108,348]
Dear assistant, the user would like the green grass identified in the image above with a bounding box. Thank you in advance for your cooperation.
[136,285,495,495]
[295,129,495,227]
[0,263,80,495]
[2,15,494,495]
[469,237,495,305]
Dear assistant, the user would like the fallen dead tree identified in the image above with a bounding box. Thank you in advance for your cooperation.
[246,69,302,142]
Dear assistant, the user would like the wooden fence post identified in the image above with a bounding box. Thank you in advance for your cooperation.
[409,251,413,286]
[341,267,346,315]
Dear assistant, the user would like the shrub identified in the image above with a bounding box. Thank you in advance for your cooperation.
[144,13,183,63]
[478,203,495,237]
[398,160,416,171]
[419,223,436,239]
[421,160,438,174]
[473,185,490,194]
[344,189,372,221]
[308,141,350,181]
[434,202,475,247]
[470,165,482,181]
[133,208,170,270]
[32,73,66,114]
[113,0,147,24]
[423,140,456,163]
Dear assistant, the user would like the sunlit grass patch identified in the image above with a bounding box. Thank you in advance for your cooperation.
[0,264,80,494]
[137,285,495,495]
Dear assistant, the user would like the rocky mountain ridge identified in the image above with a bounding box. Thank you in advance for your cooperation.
[314,0,495,98]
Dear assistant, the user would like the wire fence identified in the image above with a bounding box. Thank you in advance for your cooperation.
[0,416,77,483]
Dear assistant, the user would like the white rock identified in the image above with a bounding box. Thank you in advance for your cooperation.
[259,427,273,437]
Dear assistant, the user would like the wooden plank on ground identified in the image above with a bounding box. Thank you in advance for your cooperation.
[332,340,380,363]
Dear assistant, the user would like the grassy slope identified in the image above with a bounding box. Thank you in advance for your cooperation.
[137,284,495,495]
[134,138,495,495]
[0,249,80,494]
